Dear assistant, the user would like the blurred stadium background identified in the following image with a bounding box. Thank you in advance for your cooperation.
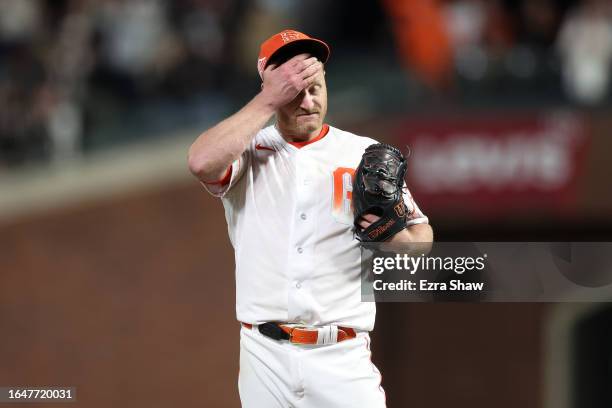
[1,0,611,407]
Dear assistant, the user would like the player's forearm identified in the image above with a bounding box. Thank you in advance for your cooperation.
[395,223,433,242]
[389,223,434,253]
[188,92,276,182]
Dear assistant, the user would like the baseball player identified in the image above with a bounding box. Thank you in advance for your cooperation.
[188,29,433,408]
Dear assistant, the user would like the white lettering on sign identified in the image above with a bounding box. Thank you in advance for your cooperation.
[411,121,583,193]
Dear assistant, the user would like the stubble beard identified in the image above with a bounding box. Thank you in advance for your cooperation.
[294,118,321,137]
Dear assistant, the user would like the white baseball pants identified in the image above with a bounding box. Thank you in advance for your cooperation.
[238,325,386,408]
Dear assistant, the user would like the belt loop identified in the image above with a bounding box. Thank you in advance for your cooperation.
[316,325,339,345]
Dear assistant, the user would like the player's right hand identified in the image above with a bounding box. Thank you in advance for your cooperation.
[260,54,323,109]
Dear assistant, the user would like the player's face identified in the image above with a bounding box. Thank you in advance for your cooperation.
[277,71,327,140]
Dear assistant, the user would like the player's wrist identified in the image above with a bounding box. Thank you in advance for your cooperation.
[253,91,279,115]
[387,227,409,243]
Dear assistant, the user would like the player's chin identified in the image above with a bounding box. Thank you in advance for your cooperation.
[295,117,322,132]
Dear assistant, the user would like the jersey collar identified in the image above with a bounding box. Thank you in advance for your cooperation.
[287,124,330,149]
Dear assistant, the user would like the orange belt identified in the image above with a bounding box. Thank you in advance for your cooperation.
[242,322,357,345]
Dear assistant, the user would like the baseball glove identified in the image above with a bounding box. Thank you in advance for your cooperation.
[353,143,408,242]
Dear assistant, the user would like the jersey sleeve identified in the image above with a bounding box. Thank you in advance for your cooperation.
[200,151,249,198]
[403,183,429,226]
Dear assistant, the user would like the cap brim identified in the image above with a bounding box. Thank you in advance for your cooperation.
[265,39,330,70]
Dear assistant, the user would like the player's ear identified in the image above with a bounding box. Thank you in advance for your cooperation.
[261,63,276,84]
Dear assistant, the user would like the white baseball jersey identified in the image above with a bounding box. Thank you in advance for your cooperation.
[204,124,428,331]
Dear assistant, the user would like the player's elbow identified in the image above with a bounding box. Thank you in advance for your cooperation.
[187,148,204,177]
[187,144,216,180]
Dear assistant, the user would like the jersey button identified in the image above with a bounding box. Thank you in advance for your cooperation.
[297,247,304,254]
[295,282,302,289]
[300,213,307,220]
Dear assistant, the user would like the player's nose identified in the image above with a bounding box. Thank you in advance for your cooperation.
[299,92,316,111]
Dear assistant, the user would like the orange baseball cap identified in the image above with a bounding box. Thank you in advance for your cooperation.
[257,29,330,79]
